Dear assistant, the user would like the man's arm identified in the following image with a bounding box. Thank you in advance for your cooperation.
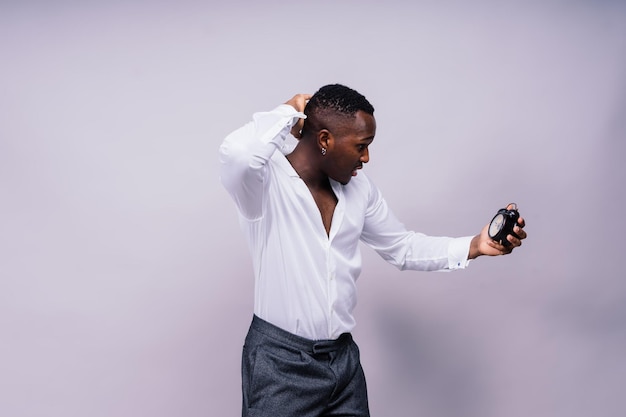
[362,185,526,270]
[218,95,309,219]
[360,176,474,271]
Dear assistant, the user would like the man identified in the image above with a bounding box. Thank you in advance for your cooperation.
[219,84,526,417]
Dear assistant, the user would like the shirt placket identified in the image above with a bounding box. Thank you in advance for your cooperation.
[326,183,343,339]
[325,241,338,338]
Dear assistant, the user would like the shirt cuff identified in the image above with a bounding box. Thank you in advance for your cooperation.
[447,236,474,270]
[256,104,306,146]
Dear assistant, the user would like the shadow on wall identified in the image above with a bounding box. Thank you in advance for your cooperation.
[371,307,489,417]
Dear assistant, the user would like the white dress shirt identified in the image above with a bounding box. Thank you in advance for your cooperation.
[219,104,473,340]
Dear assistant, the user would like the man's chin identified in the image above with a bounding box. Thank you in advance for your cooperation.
[331,172,355,185]
[338,176,353,185]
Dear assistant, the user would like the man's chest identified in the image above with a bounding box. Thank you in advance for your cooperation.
[267,173,368,242]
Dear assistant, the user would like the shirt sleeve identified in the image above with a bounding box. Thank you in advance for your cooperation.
[360,177,472,271]
[218,104,306,220]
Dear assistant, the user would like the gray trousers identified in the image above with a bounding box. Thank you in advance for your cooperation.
[241,315,370,417]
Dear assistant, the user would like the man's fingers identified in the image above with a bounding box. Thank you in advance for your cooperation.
[285,93,312,113]
[286,93,312,139]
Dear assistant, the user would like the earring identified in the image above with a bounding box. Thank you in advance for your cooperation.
[321,147,327,156]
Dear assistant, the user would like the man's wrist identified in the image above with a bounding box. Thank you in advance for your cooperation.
[468,234,482,260]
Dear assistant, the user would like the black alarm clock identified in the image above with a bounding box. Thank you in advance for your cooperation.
[488,204,520,246]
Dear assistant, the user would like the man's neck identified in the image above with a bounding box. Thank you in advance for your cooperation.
[286,144,328,189]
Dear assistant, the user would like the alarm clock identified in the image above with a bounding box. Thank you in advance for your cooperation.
[488,204,520,246]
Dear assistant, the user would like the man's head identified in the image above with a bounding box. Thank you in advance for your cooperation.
[301,84,374,136]
[301,84,376,185]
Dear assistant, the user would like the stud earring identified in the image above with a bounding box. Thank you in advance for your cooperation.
[321,147,327,156]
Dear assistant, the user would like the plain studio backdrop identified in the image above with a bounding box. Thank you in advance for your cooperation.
[1,1,625,416]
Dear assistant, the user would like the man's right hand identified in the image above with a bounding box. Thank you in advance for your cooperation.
[285,94,311,139]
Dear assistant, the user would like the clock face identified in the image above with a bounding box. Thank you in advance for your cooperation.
[489,213,504,237]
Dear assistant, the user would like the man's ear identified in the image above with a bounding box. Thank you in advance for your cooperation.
[317,129,332,151]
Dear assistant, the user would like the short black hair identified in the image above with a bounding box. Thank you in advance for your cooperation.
[305,84,374,117]
[301,84,374,137]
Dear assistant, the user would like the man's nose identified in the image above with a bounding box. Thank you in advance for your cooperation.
[360,148,369,163]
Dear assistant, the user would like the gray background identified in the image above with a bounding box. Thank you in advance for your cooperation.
[2,0,625,416]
